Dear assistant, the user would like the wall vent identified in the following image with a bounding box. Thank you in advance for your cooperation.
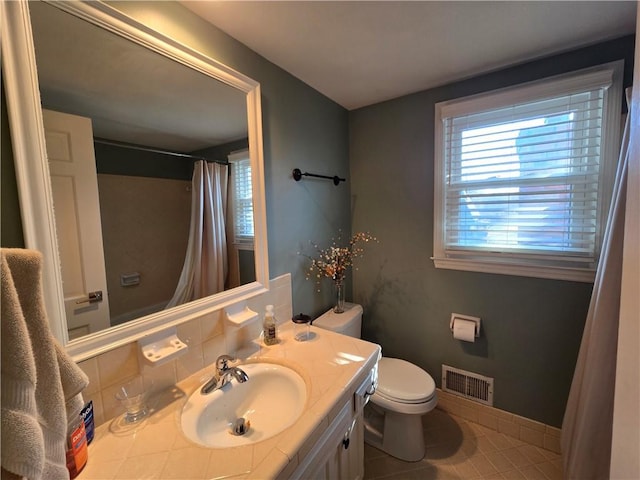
[442,365,494,406]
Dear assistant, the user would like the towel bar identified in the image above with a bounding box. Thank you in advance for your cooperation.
[292,168,346,186]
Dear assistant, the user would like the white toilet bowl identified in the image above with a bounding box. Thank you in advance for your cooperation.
[366,357,437,461]
[313,303,437,462]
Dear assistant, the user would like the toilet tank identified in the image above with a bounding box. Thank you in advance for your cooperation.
[313,303,363,338]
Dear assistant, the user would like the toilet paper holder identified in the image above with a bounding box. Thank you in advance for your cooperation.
[450,313,481,337]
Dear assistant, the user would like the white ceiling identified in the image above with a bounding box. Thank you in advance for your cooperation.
[182,1,637,110]
[30,1,248,152]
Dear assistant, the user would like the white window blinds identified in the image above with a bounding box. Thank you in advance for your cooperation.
[228,151,254,243]
[434,62,623,281]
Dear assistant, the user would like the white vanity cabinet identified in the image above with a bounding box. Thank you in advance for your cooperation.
[74,322,381,480]
[291,368,375,480]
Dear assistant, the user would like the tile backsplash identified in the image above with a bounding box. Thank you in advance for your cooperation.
[78,274,293,427]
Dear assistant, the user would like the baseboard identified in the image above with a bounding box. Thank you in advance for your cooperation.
[435,388,562,454]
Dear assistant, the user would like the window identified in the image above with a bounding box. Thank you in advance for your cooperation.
[228,150,254,244]
[433,62,623,282]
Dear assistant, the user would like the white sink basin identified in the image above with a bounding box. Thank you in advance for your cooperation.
[180,362,307,447]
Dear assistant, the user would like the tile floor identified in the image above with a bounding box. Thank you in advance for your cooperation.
[364,408,563,480]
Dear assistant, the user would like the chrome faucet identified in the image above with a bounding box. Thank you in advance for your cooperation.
[200,354,249,394]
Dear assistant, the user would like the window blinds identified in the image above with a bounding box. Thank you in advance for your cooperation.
[439,71,616,268]
[230,156,253,242]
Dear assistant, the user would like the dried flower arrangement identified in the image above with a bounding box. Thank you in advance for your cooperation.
[302,232,377,291]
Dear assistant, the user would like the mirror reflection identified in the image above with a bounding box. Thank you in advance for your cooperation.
[29,2,256,340]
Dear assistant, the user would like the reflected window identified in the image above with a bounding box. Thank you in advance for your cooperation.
[229,150,254,244]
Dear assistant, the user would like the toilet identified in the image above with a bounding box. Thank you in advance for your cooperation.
[313,303,437,462]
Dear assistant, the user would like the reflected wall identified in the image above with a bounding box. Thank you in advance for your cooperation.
[1,2,350,321]
[108,2,351,317]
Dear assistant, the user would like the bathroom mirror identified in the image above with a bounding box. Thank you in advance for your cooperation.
[2,0,269,361]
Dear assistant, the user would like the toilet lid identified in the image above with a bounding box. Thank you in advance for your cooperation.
[376,357,436,404]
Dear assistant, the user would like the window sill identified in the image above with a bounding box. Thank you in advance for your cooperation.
[432,256,595,283]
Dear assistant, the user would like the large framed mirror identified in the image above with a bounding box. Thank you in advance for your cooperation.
[2,0,269,361]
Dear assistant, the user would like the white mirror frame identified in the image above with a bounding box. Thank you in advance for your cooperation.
[1,0,269,362]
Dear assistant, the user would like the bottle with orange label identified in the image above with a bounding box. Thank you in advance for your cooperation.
[66,414,88,479]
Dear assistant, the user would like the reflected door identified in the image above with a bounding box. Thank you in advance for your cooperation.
[43,109,111,339]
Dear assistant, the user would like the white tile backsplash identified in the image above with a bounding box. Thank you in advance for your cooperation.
[175,347,204,382]
[95,342,139,388]
[78,274,292,427]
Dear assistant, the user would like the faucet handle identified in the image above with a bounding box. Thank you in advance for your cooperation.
[216,354,236,372]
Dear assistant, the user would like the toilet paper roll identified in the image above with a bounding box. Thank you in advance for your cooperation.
[453,318,476,342]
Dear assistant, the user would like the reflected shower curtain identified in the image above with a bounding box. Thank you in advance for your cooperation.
[167,161,229,308]
[561,88,632,479]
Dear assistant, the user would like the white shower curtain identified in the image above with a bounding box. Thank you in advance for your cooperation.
[561,88,632,479]
[167,160,229,308]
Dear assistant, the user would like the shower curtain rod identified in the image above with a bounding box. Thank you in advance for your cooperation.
[94,138,229,164]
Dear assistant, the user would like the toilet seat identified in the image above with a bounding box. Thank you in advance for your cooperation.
[376,357,436,404]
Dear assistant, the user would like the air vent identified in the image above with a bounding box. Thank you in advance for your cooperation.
[442,365,494,406]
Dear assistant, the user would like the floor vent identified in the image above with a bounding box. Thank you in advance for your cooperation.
[442,365,494,406]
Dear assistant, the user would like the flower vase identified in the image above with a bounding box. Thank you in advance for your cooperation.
[334,281,345,313]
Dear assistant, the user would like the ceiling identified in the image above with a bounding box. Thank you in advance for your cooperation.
[30,1,248,153]
[182,1,637,110]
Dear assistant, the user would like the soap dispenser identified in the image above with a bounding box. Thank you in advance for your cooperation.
[263,304,278,345]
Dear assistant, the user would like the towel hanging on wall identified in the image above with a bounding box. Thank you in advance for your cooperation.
[1,248,88,480]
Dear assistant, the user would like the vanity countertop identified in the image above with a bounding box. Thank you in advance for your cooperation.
[78,324,381,480]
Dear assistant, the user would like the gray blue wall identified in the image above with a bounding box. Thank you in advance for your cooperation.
[349,36,635,427]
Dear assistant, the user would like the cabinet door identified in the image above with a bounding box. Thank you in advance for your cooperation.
[349,410,364,480]
[292,368,374,480]
[326,412,363,480]
[294,401,364,480]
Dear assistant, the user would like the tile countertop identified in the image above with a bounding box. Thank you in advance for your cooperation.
[78,323,381,480]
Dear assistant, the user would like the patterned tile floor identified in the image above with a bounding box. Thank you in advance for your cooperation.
[364,408,563,480]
